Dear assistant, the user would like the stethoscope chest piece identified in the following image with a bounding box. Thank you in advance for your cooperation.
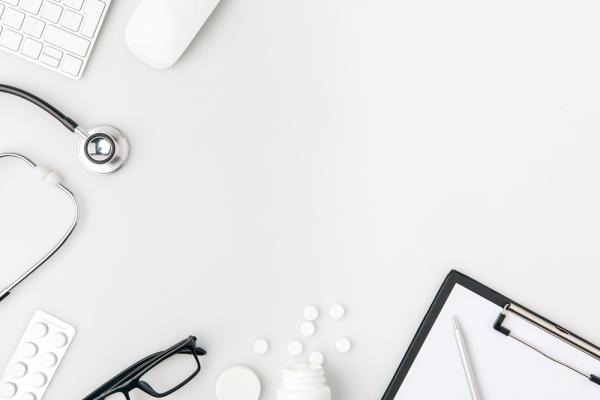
[1,84,131,175]
[79,125,129,175]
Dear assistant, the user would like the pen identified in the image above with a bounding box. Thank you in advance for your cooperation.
[453,317,482,400]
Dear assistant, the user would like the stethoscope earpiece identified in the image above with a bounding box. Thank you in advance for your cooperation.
[78,125,129,175]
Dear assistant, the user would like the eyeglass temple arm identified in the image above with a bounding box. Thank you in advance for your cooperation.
[82,352,161,400]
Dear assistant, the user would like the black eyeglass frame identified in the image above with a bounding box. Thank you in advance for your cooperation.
[84,336,207,400]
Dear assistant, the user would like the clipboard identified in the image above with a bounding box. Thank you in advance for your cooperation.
[382,270,600,400]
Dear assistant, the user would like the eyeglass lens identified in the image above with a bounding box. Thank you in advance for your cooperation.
[139,352,200,395]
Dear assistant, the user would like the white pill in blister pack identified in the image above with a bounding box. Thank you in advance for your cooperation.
[0,311,75,400]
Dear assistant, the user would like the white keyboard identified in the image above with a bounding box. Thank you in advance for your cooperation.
[0,0,110,79]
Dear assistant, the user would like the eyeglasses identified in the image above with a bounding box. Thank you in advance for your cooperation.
[84,336,207,400]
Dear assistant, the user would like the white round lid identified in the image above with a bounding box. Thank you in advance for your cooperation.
[216,366,261,400]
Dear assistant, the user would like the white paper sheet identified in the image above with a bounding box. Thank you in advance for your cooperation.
[395,284,600,399]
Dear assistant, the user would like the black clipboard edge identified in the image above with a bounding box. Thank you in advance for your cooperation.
[381,269,510,400]
[381,269,600,400]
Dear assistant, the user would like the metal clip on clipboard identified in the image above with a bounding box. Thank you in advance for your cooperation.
[494,303,600,386]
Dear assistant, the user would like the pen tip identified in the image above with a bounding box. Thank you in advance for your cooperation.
[453,316,460,329]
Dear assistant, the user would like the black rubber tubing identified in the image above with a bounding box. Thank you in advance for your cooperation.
[0,84,79,132]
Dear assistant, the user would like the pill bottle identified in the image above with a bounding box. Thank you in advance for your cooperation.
[277,364,332,400]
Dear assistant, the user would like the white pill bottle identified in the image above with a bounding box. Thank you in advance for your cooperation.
[277,364,332,400]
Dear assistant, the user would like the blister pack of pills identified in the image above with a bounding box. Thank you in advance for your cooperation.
[0,311,75,400]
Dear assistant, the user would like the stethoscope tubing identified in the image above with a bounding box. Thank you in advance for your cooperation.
[0,84,80,133]
[0,153,79,303]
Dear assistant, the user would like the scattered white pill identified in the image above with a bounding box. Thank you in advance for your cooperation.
[31,323,48,339]
[30,373,47,389]
[11,362,28,378]
[303,306,319,321]
[336,337,352,353]
[216,366,261,400]
[51,333,68,348]
[288,340,304,356]
[41,353,58,368]
[20,343,38,359]
[0,383,17,399]
[329,304,345,320]
[18,393,36,400]
[253,339,269,355]
[309,352,325,366]
[300,321,316,337]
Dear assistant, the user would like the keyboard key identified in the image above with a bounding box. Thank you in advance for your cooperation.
[63,0,83,11]
[0,0,109,78]
[39,52,59,67]
[19,0,42,14]
[43,44,61,59]
[60,9,81,31]
[60,53,81,76]
[43,24,88,56]
[80,0,103,38]
[40,1,61,23]
[0,29,22,51]
[22,16,45,37]
[20,37,42,58]
[3,8,24,29]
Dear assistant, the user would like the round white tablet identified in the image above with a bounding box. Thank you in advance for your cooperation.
[253,339,269,355]
[336,337,352,353]
[20,343,38,358]
[216,366,261,400]
[31,323,48,339]
[329,304,345,320]
[303,306,319,321]
[309,352,325,366]
[41,353,57,368]
[18,393,35,400]
[288,340,304,356]
[30,373,46,389]
[11,362,28,378]
[0,383,17,399]
[52,333,68,348]
[300,321,316,337]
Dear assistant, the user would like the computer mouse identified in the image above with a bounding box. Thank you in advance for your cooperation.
[125,0,222,69]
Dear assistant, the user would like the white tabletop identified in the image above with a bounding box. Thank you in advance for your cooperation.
[1,1,600,399]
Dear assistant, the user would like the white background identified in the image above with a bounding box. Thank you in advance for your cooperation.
[1,0,600,399]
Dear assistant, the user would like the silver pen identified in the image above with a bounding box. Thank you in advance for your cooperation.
[453,317,483,400]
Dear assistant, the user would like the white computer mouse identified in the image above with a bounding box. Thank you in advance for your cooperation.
[125,0,222,69]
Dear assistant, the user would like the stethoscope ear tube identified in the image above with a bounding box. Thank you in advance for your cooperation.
[0,153,79,303]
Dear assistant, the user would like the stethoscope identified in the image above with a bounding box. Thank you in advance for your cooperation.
[0,83,128,302]
[0,84,130,174]
[0,153,79,303]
